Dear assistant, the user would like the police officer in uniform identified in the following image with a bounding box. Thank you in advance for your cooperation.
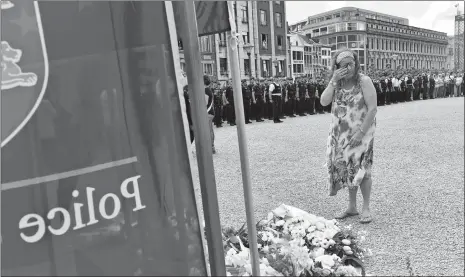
[386,76,393,105]
[422,73,428,100]
[264,79,273,120]
[373,78,381,106]
[268,80,283,123]
[253,79,265,122]
[296,79,307,116]
[400,76,406,102]
[316,79,325,114]
[306,79,316,115]
[213,82,223,127]
[286,78,297,117]
[241,79,253,124]
[279,79,287,120]
[225,81,236,126]
[413,75,421,100]
[379,77,387,106]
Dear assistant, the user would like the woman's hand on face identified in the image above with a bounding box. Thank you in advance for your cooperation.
[332,65,349,82]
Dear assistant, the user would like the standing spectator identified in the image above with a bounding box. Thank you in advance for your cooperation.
[437,74,445,98]
[204,75,216,153]
[406,75,413,101]
[268,80,283,123]
[225,81,236,126]
[433,74,439,99]
[454,72,462,97]
[241,79,253,124]
[428,73,435,99]
[444,74,451,97]
[392,75,399,103]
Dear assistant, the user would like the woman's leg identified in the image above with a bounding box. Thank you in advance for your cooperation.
[335,187,359,219]
[359,176,372,220]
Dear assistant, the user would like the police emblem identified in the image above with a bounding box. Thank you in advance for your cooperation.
[1,0,49,147]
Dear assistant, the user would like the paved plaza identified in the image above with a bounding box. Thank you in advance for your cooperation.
[191,97,464,276]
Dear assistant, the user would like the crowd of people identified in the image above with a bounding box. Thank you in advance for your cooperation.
[183,69,464,153]
[370,70,464,105]
[207,69,464,127]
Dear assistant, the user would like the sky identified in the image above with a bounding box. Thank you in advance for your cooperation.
[286,1,464,36]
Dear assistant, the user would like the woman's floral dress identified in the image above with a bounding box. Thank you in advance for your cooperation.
[325,76,376,196]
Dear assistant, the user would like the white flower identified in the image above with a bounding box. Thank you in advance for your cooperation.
[275,220,285,227]
[342,239,351,245]
[307,226,317,233]
[343,246,351,252]
[329,239,336,246]
[335,265,359,276]
[263,246,269,253]
[323,228,338,239]
[316,221,326,230]
[320,239,330,249]
[346,250,354,255]
[311,247,325,258]
[325,222,335,229]
[315,255,335,269]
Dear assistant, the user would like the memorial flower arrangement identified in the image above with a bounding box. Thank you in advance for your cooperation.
[222,204,371,277]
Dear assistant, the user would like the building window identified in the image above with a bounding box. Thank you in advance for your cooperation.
[275,12,282,28]
[277,35,283,50]
[260,10,267,25]
[261,33,268,49]
[241,5,248,23]
[200,36,212,52]
[244,58,250,75]
[218,33,227,47]
[293,64,303,73]
[178,39,183,50]
[220,58,228,75]
[347,22,357,31]
[328,25,336,34]
[203,63,213,75]
[242,32,250,44]
[292,51,303,60]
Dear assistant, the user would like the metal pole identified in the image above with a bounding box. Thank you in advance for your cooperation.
[226,2,260,276]
[175,1,226,275]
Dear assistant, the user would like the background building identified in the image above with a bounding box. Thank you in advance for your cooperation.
[289,7,448,71]
[288,33,331,79]
[179,1,290,82]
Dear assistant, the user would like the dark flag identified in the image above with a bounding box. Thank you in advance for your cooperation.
[1,1,206,275]
[194,1,231,37]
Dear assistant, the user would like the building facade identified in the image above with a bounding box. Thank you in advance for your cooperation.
[288,33,331,78]
[289,7,448,71]
[179,1,289,82]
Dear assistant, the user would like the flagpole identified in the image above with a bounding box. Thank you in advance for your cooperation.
[175,1,226,275]
[226,2,260,276]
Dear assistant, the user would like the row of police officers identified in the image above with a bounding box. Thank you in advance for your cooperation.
[372,72,464,106]
[210,77,331,127]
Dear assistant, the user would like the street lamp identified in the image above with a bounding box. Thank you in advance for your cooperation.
[243,43,254,80]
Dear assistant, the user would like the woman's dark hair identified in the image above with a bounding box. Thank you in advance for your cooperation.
[327,48,361,87]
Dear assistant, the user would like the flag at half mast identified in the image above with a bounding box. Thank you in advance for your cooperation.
[195,1,231,37]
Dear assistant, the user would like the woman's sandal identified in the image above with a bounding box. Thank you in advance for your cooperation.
[359,215,373,224]
[335,211,359,219]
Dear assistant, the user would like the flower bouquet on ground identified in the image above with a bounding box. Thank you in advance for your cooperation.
[222,204,372,276]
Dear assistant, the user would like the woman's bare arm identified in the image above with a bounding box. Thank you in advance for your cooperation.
[360,75,377,133]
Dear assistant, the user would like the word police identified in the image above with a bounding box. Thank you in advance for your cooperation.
[19,175,146,243]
